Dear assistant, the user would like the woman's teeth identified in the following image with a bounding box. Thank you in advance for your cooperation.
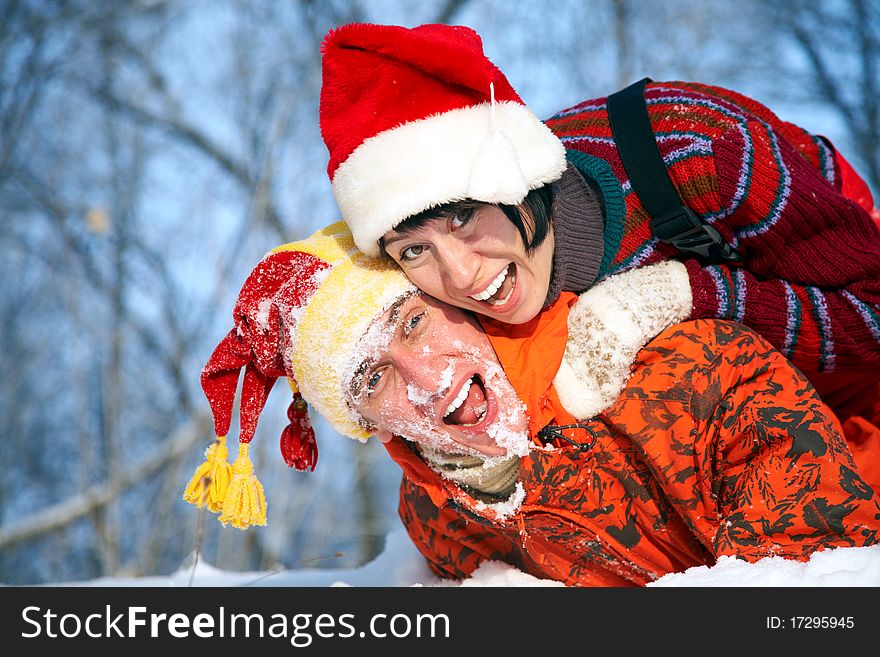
[471,266,510,303]
[444,377,472,417]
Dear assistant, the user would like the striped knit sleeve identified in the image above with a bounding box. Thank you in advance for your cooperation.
[767,121,839,189]
[776,119,877,216]
[703,81,878,217]
[686,260,880,373]
[694,116,880,373]
[684,82,842,192]
[712,118,880,284]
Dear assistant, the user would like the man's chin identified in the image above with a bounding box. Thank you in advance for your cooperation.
[445,433,508,458]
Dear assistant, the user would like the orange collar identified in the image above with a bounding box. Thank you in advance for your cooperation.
[478,292,579,438]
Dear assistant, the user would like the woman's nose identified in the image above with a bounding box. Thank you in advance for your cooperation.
[436,241,480,292]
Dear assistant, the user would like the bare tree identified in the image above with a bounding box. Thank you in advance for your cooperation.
[4,0,866,585]
[757,0,880,191]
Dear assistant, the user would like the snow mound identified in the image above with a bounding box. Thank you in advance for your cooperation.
[455,561,566,587]
[649,544,880,587]
[52,531,880,588]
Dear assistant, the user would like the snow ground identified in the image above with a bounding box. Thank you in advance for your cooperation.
[58,529,880,588]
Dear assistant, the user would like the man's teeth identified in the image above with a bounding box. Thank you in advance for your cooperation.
[443,377,488,425]
[444,377,473,417]
[470,267,508,302]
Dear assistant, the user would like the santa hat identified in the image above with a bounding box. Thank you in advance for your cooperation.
[183,222,415,529]
[320,22,567,257]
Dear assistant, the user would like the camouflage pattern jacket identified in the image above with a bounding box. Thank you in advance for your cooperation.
[386,319,880,586]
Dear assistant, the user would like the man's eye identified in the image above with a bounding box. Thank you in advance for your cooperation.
[366,369,384,395]
[400,244,425,261]
[404,310,425,336]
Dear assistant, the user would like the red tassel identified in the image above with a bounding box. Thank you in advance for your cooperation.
[280,393,318,471]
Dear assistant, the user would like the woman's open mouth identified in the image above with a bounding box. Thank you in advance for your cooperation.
[469,263,516,307]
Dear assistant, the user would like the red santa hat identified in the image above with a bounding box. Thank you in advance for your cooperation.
[320,22,567,257]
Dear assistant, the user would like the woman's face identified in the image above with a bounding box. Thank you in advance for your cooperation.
[381,204,555,325]
[346,293,530,459]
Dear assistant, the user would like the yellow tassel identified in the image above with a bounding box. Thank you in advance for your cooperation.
[219,443,267,530]
[183,436,232,513]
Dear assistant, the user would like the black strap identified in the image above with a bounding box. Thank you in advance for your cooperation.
[607,78,740,262]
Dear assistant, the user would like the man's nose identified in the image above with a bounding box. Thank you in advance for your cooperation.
[436,240,480,292]
[395,350,451,397]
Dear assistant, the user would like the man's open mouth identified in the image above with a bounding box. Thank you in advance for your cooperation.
[469,263,516,306]
[443,374,488,426]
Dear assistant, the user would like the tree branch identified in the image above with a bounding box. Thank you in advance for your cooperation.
[83,84,288,238]
[789,20,861,131]
[435,0,470,24]
[0,413,212,550]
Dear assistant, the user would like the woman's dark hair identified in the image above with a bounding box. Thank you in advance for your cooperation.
[381,184,554,256]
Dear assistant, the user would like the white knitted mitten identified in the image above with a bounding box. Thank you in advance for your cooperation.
[552,260,693,420]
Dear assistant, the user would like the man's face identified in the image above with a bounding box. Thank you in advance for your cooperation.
[346,293,530,459]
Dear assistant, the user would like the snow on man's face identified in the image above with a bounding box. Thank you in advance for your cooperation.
[346,293,530,459]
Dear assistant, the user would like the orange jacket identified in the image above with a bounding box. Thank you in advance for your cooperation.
[388,314,880,586]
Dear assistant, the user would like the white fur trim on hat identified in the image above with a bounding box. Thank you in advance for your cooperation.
[553,261,693,420]
[332,101,567,257]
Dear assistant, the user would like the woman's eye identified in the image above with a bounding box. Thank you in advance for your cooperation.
[400,244,425,261]
[450,209,474,230]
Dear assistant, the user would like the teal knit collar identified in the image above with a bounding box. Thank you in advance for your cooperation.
[564,149,626,279]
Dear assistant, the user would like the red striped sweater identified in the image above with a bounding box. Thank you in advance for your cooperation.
[545,81,880,373]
